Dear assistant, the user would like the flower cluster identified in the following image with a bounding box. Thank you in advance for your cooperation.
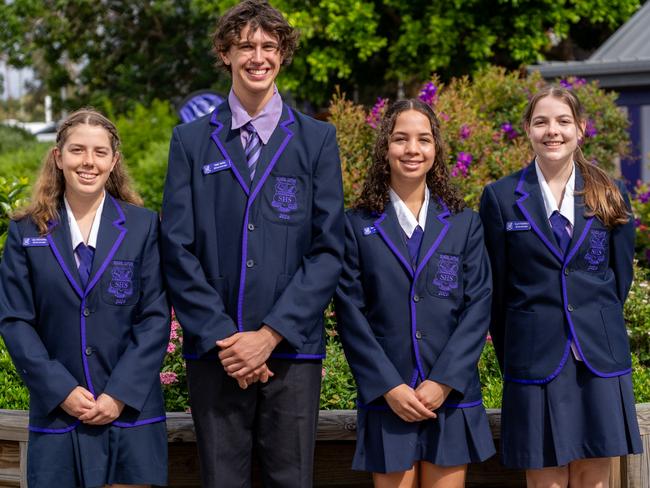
[459,124,471,140]
[160,371,178,385]
[501,122,518,140]
[451,151,473,177]
[366,97,388,129]
[585,119,598,138]
[419,82,438,105]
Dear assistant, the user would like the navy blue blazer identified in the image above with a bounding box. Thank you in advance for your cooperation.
[479,162,635,383]
[334,200,492,409]
[0,197,170,432]
[161,101,344,360]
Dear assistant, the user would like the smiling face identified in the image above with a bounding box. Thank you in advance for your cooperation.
[525,95,586,170]
[220,23,283,106]
[55,123,117,204]
[387,109,436,190]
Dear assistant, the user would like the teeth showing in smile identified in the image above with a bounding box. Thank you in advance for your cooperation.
[248,69,267,75]
[544,141,563,146]
[77,172,97,181]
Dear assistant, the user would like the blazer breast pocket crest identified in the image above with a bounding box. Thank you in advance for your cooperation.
[101,260,140,306]
[262,173,309,225]
[583,229,608,272]
[427,253,462,299]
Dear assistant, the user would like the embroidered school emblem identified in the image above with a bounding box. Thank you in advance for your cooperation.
[107,261,134,304]
[271,177,298,220]
[584,230,607,271]
[433,254,459,297]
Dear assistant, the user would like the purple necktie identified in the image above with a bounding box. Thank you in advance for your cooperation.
[406,226,424,267]
[76,243,95,288]
[244,123,262,181]
[549,211,571,256]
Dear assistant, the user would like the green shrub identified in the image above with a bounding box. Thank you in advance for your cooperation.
[0,338,29,409]
[0,176,30,250]
[128,140,169,212]
[479,340,503,409]
[632,354,650,403]
[626,263,650,366]
[0,124,37,153]
[0,142,49,183]
[632,182,650,266]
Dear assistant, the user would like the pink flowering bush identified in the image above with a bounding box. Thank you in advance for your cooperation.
[632,181,650,266]
[160,310,188,412]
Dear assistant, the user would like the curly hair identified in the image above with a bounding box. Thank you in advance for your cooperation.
[355,98,465,215]
[212,0,299,72]
[13,108,143,235]
[523,85,628,228]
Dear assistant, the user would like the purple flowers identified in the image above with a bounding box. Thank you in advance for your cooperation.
[639,190,650,204]
[501,122,518,140]
[560,77,587,90]
[451,151,473,177]
[366,97,388,129]
[585,119,597,138]
[459,124,471,140]
[419,82,438,105]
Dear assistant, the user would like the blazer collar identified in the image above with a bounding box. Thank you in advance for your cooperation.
[47,196,127,298]
[209,101,295,199]
[374,197,451,279]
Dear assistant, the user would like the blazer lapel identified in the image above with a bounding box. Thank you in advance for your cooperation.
[46,208,84,298]
[566,167,594,263]
[515,161,564,262]
[85,195,127,295]
[415,199,451,277]
[210,104,251,195]
[374,203,414,278]
[249,105,295,201]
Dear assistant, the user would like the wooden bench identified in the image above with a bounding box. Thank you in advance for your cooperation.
[1,405,648,487]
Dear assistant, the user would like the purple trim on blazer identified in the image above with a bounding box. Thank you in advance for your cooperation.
[373,213,414,278]
[28,420,80,434]
[113,415,166,428]
[560,222,632,378]
[515,166,563,262]
[209,120,250,196]
[80,297,95,396]
[504,339,572,384]
[443,398,483,409]
[235,108,295,332]
[374,204,451,384]
[46,230,84,299]
[408,368,419,388]
[270,352,325,360]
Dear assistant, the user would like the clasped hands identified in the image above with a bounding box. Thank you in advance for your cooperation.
[217,325,282,389]
[383,380,452,422]
[60,387,125,425]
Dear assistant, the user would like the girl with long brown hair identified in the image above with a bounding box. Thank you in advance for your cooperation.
[480,86,642,487]
[336,99,495,488]
[0,108,169,488]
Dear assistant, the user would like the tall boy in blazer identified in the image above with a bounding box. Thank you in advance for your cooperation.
[160,1,344,486]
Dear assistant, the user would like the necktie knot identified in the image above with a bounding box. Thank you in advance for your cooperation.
[406,225,424,267]
[549,211,571,256]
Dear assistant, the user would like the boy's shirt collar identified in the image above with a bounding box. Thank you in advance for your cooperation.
[229,86,283,144]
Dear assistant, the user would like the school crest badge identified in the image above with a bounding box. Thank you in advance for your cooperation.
[107,260,134,304]
[271,176,298,220]
[433,254,459,297]
[584,230,607,271]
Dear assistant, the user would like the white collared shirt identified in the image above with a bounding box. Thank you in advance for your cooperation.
[64,192,105,266]
[535,159,575,227]
[389,186,430,238]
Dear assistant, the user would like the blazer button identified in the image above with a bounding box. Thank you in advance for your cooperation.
[564,268,570,276]
[415,330,422,339]
[248,223,255,231]
[413,294,420,303]
[246,259,255,268]
[567,304,575,312]
[83,307,90,317]
[85,346,93,356]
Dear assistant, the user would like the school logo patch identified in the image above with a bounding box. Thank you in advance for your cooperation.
[433,254,459,297]
[271,176,298,220]
[107,260,134,304]
[584,230,607,271]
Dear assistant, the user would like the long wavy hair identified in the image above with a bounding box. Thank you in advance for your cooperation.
[355,98,465,214]
[523,86,628,228]
[13,108,143,235]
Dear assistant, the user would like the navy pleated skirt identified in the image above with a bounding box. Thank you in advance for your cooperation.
[27,421,168,488]
[353,403,495,473]
[501,354,643,469]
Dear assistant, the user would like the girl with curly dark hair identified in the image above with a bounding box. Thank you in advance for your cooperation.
[336,99,495,487]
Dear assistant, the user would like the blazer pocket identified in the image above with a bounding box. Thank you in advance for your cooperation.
[504,309,537,372]
[426,253,463,299]
[600,303,631,364]
[260,173,310,225]
[100,260,140,306]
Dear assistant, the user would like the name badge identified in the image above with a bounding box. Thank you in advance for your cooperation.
[363,226,377,236]
[506,221,531,231]
[202,160,231,175]
[22,237,49,247]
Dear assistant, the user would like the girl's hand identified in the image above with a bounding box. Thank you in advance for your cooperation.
[78,393,125,425]
[383,384,437,422]
[60,386,95,418]
[236,363,274,389]
[415,380,452,411]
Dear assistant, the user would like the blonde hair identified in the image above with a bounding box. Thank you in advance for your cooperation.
[523,86,629,228]
[13,108,143,235]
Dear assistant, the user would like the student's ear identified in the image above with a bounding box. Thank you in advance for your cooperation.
[53,147,63,170]
[523,122,531,139]
[578,120,586,140]
[110,151,119,172]
[219,51,231,67]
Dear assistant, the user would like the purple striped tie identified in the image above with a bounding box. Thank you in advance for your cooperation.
[76,242,95,288]
[244,122,262,181]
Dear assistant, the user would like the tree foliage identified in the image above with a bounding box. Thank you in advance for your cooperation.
[0,0,641,111]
